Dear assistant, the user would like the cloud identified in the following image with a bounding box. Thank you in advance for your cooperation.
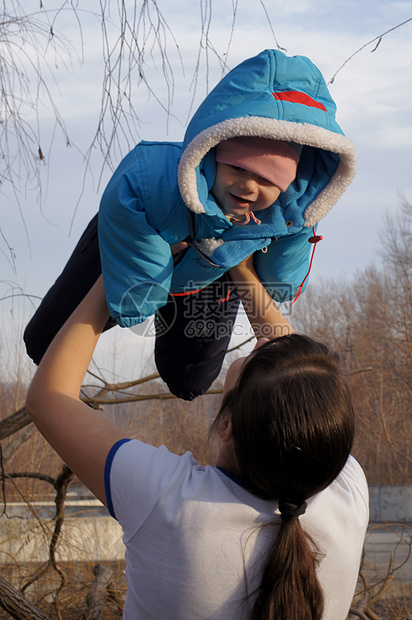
[3,0,412,285]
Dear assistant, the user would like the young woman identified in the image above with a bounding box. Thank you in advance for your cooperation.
[25,273,368,619]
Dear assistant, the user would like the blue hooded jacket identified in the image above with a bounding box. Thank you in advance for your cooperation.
[98,49,356,327]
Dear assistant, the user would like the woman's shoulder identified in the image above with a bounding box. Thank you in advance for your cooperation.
[310,455,369,522]
[337,455,369,503]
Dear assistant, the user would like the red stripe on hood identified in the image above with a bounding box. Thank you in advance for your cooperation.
[272,91,327,111]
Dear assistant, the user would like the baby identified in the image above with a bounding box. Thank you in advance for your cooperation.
[24,49,356,400]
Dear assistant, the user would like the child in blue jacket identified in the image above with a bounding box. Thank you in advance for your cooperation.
[24,49,356,399]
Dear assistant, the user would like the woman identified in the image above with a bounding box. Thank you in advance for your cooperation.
[25,273,368,619]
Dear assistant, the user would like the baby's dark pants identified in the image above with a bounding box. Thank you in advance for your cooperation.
[23,214,240,401]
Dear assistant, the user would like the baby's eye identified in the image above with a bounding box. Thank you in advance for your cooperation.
[231,165,245,172]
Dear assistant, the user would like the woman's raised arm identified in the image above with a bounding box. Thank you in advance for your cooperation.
[230,254,295,340]
[25,276,128,505]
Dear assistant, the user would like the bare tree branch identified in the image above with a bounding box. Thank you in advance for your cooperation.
[0,575,48,620]
[85,564,114,620]
[0,407,31,441]
[328,17,412,84]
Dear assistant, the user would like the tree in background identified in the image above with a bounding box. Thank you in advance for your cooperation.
[292,198,412,485]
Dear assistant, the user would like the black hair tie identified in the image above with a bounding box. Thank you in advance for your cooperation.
[278,500,307,522]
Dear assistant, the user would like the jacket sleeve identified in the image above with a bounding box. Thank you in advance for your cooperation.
[98,150,174,328]
[253,226,315,302]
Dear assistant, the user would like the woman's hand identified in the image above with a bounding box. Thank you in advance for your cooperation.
[170,241,189,255]
[231,253,255,274]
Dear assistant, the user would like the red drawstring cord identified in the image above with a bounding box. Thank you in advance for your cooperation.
[291,227,323,305]
[170,273,231,303]
[218,273,231,303]
[170,288,204,297]
[170,228,322,306]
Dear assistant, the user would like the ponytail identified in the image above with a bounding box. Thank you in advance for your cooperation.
[252,516,323,620]
[212,334,354,619]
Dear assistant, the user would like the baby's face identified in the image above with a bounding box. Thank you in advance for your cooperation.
[211,162,281,220]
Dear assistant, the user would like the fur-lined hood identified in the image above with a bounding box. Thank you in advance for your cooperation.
[178,49,356,229]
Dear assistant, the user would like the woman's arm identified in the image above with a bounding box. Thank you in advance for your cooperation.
[25,276,128,506]
[229,254,295,340]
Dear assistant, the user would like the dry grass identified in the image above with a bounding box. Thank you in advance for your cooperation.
[369,598,412,620]
[0,560,127,619]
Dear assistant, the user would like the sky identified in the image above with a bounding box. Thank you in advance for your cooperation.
[1,0,412,383]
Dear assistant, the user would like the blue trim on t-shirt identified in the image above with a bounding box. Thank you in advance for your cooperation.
[104,438,132,519]
[216,466,247,489]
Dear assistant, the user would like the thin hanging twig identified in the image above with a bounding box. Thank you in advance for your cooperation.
[328,17,412,84]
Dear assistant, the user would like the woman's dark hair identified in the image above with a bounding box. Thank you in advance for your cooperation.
[211,334,355,620]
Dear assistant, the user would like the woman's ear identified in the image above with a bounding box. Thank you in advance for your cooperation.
[217,416,233,443]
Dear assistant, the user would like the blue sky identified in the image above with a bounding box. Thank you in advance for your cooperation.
[1,0,412,381]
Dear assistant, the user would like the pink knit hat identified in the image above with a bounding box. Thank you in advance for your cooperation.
[215,137,300,191]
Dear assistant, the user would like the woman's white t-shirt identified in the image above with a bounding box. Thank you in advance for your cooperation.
[105,439,369,619]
